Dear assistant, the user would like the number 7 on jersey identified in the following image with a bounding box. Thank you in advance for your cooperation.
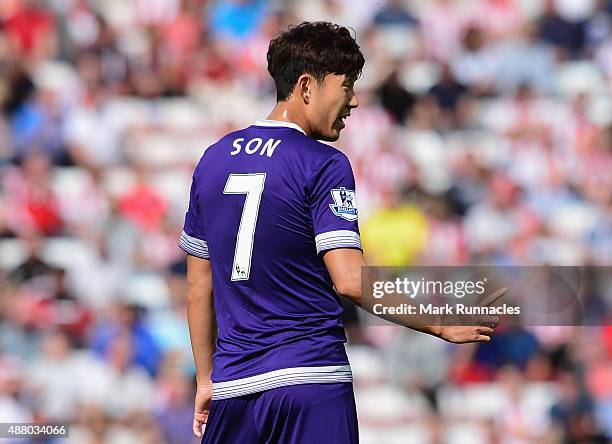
[223,173,266,281]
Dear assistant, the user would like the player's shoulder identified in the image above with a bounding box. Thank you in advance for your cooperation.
[295,136,348,166]
[307,141,353,174]
[194,126,251,166]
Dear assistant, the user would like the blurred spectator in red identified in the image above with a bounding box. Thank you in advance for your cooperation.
[159,0,203,65]
[37,269,92,345]
[3,151,64,236]
[118,168,167,233]
[3,0,56,62]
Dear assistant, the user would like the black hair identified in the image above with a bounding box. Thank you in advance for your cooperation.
[267,21,365,102]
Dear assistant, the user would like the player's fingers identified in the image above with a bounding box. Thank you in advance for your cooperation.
[476,326,494,336]
[193,418,203,437]
[474,334,492,342]
[194,412,208,423]
[478,287,507,307]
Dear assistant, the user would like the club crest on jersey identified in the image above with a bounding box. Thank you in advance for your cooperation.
[329,187,358,221]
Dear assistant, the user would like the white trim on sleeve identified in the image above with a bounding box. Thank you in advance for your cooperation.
[315,230,362,254]
[179,230,210,259]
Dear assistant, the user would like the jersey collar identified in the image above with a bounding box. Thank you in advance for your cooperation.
[254,119,307,135]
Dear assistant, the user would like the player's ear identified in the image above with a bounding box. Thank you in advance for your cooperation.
[296,74,312,104]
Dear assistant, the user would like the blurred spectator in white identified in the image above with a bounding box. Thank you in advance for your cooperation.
[25,330,81,421]
[415,0,467,62]
[385,329,450,411]
[0,357,35,443]
[451,26,498,95]
[64,88,124,169]
[495,366,549,444]
[493,23,557,94]
[0,354,31,425]
[90,332,155,419]
[464,175,538,260]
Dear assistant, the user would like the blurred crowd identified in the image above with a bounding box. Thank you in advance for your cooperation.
[0,0,611,443]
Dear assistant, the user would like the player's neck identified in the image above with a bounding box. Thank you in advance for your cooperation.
[266,105,312,138]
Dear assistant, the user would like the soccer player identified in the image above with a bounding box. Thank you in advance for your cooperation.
[181,22,499,443]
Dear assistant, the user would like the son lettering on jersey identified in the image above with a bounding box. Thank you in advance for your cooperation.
[231,138,281,158]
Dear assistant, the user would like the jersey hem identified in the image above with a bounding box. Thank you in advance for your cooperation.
[211,365,353,400]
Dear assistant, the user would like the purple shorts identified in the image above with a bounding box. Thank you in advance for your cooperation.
[202,383,358,444]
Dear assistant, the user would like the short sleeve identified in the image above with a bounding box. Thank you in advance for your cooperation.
[308,153,362,255]
[179,172,210,260]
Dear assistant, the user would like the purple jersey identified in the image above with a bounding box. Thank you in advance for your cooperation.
[180,119,362,400]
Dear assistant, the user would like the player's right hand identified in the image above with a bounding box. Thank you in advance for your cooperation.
[193,381,213,438]
[438,324,497,343]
